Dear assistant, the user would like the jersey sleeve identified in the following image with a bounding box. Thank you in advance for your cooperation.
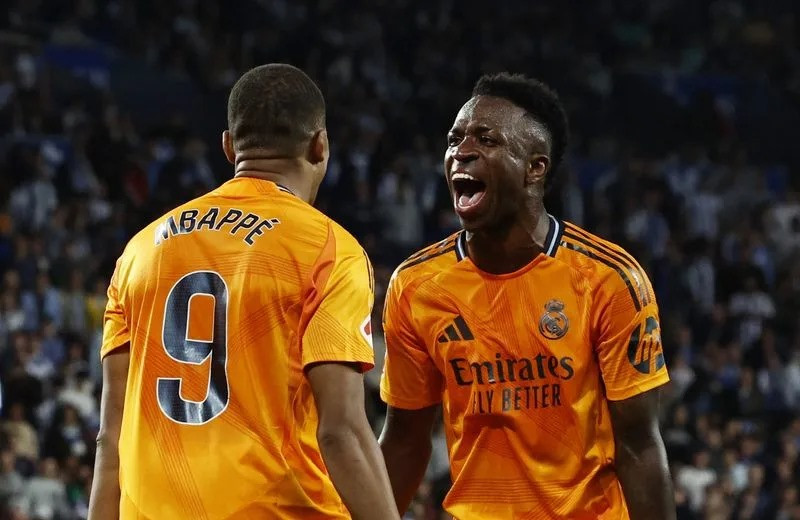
[101,257,131,359]
[300,225,375,372]
[380,272,443,409]
[594,267,670,401]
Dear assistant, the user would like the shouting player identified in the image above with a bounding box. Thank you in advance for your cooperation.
[88,64,399,520]
[379,73,676,519]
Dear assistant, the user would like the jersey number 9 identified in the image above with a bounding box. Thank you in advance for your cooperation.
[157,271,230,425]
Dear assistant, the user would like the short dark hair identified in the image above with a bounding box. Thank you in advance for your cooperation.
[472,73,569,190]
[227,64,326,153]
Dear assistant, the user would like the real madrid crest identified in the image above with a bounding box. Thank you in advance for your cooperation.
[539,299,569,340]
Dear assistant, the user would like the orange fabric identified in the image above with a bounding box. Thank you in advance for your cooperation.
[102,177,375,519]
[380,219,669,520]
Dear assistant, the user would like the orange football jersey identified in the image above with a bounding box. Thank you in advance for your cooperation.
[102,177,375,519]
[380,215,669,520]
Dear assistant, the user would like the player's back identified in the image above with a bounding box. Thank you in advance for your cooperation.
[103,177,372,519]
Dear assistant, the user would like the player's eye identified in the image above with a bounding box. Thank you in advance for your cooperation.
[447,134,463,147]
[479,135,496,146]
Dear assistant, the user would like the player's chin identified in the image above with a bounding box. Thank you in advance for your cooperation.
[459,218,485,233]
[455,203,495,232]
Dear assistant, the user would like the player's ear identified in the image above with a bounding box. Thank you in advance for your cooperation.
[222,131,235,165]
[308,129,329,165]
[525,153,549,186]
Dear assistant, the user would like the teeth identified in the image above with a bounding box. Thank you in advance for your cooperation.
[452,173,477,182]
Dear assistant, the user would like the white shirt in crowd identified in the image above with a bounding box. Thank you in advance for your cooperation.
[677,464,717,512]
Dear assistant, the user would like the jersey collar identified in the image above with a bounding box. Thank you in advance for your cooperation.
[275,183,295,196]
[543,214,564,257]
[455,213,563,261]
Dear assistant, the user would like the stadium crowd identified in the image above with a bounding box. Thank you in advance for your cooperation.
[0,0,799,518]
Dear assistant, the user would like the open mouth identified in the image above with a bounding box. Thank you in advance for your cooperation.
[452,173,487,213]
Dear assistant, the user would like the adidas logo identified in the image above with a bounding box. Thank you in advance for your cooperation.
[437,315,474,343]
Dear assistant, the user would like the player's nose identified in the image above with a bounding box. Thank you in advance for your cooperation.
[452,138,479,163]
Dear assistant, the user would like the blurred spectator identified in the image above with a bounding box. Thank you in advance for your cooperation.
[20,271,62,332]
[624,185,671,260]
[729,275,776,349]
[39,319,65,368]
[0,292,25,347]
[8,152,58,233]
[2,403,39,470]
[0,449,24,510]
[61,271,87,337]
[677,448,717,513]
[43,405,88,463]
[684,176,724,241]
[768,192,800,263]
[19,458,71,520]
[685,240,716,316]
[737,368,764,417]
[57,368,96,427]
[380,172,424,258]
[703,483,731,519]
[664,404,694,462]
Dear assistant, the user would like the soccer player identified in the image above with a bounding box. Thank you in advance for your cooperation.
[379,73,676,520]
[87,64,399,520]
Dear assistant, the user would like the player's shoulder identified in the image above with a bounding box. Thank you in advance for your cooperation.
[325,216,366,257]
[283,204,367,267]
[556,220,655,310]
[256,190,363,254]
[389,231,463,294]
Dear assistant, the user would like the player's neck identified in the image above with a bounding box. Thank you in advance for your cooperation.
[465,207,550,275]
[233,156,313,203]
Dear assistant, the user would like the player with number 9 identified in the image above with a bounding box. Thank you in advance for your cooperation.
[88,64,399,520]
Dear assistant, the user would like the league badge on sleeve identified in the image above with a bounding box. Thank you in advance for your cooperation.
[360,314,374,349]
[627,316,664,374]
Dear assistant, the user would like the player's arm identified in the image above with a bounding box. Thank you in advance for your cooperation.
[609,388,675,520]
[88,258,131,520]
[378,271,443,513]
[593,266,675,520]
[379,404,438,512]
[307,362,399,520]
[301,228,399,520]
[88,347,129,520]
